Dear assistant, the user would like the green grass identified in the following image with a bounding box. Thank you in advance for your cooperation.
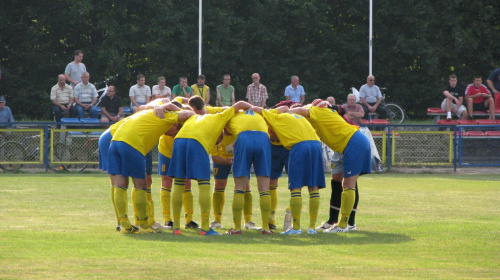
[0,173,499,279]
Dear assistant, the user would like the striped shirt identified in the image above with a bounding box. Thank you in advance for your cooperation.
[74,82,98,103]
[129,84,152,103]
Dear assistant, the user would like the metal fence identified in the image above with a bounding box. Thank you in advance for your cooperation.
[1,122,499,172]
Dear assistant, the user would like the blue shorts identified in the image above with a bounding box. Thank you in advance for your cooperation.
[157,152,171,176]
[270,144,290,180]
[213,162,232,180]
[145,150,153,175]
[167,138,211,180]
[343,131,371,177]
[108,141,146,179]
[287,141,326,189]
[233,131,271,177]
[98,129,112,171]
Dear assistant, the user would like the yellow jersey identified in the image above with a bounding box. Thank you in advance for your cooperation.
[175,107,236,154]
[191,84,210,100]
[307,106,358,153]
[206,106,225,114]
[226,110,268,138]
[210,132,237,159]
[158,134,175,158]
[261,109,319,150]
[112,109,180,155]
[109,118,127,136]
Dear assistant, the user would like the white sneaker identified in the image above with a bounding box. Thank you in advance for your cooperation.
[244,221,262,230]
[324,225,349,233]
[348,224,357,231]
[211,221,223,229]
[315,221,334,231]
[151,222,168,231]
[446,112,452,120]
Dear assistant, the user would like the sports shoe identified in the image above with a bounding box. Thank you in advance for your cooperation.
[262,229,273,234]
[324,225,349,233]
[173,228,182,235]
[307,228,318,234]
[269,223,277,230]
[151,222,168,231]
[116,224,122,231]
[120,225,139,234]
[280,228,302,235]
[211,221,223,229]
[244,221,262,230]
[348,224,357,231]
[164,221,173,229]
[226,228,243,235]
[200,228,222,236]
[137,226,161,234]
[185,221,200,229]
[315,221,334,231]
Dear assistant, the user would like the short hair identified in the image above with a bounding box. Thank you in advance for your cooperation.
[223,74,231,79]
[74,50,83,56]
[179,76,187,81]
[158,76,166,82]
[291,75,299,82]
[449,74,457,79]
[197,74,205,80]
[473,75,482,80]
[188,96,205,111]
[81,72,89,78]
[137,74,145,80]
[347,93,356,100]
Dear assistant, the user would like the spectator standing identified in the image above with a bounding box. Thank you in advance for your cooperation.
[152,77,171,100]
[172,77,192,99]
[359,75,387,120]
[342,94,365,125]
[486,68,500,108]
[465,75,495,120]
[129,74,151,113]
[73,72,98,119]
[247,73,268,108]
[216,74,235,106]
[284,75,305,104]
[100,86,124,123]
[64,50,86,88]
[191,75,211,105]
[51,74,77,123]
[0,96,15,128]
[441,74,467,120]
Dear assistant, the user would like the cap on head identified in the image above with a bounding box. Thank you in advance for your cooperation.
[0,96,6,103]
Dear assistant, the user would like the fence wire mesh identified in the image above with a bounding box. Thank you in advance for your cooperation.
[0,129,44,172]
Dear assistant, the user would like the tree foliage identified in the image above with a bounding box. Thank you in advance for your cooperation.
[0,0,499,120]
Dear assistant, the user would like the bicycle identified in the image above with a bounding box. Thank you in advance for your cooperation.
[94,74,118,107]
[351,87,405,124]
[51,130,102,172]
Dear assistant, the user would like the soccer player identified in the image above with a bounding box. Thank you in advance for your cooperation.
[225,109,272,235]
[252,106,325,234]
[167,96,252,235]
[289,99,371,233]
[109,101,194,233]
[268,128,289,230]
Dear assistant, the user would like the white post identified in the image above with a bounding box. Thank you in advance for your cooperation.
[198,0,202,75]
[369,0,373,76]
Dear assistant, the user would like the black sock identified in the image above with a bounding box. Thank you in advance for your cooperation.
[328,179,343,224]
[348,182,359,226]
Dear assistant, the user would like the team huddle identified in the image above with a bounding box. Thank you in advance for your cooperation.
[98,95,371,235]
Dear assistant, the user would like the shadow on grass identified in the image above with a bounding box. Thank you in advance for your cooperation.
[123,229,413,246]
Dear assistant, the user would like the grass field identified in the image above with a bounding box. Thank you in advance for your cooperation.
[0,173,499,279]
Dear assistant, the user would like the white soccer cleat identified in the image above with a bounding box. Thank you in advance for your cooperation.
[211,221,223,229]
[151,222,168,231]
[281,228,302,235]
[244,221,262,230]
[323,225,350,233]
[348,224,357,231]
[315,221,334,231]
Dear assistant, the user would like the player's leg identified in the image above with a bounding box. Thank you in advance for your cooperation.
[184,179,198,229]
[307,186,320,234]
[212,162,231,228]
[158,152,173,228]
[231,176,247,233]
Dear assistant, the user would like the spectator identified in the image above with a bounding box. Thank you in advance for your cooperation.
[216,74,235,106]
[51,74,77,123]
[465,75,495,120]
[246,73,268,108]
[191,74,211,105]
[441,74,467,120]
[100,86,124,123]
[152,77,171,100]
[284,75,305,104]
[73,72,98,119]
[64,50,86,88]
[0,66,2,80]
[342,93,365,125]
[0,96,15,128]
[326,96,335,106]
[129,74,151,113]
[359,75,387,120]
[486,68,500,107]
[172,77,192,99]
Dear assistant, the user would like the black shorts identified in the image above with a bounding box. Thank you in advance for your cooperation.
[472,102,488,112]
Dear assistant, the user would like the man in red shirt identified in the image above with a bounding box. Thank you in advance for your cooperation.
[465,75,495,120]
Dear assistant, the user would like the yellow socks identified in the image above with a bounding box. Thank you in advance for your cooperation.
[290,190,302,230]
[160,187,171,224]
[338,188,355,229]
[232,190,245,230]
[197,179,211,231]
[172,179,185,230]
[269,184,278,225]
[131,187,139,226]
[212,188,225,224]
[308,190,320,229]
[147,187,155,226]
[259,191,271,231]
[111,186,120,225]
[134,188,149,229]
[183,188,194,224]
[244,190,252,223]
[114,186,131,229]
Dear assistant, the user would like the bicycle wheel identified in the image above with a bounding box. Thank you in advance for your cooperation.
[0,141,26,172]
[385,103,405,124]
[51,142,71,172]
